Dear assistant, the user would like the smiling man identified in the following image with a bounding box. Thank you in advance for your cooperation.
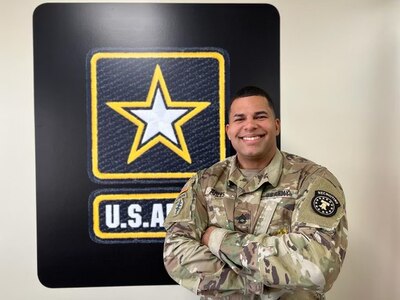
[163,86,348,300]
[226,87,280,170]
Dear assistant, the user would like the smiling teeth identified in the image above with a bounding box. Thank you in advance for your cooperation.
[242,136,260,141]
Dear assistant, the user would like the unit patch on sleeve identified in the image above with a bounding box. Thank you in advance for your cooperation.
[174,197,185,216]
[311,190,340,217]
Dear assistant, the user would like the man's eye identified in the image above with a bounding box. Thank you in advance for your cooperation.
[255,115,268,119]
[234,118,244,122]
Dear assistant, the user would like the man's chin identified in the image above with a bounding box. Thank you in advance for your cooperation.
[238,152,265,162]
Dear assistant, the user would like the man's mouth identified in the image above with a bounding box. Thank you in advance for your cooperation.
[240,135,265,141]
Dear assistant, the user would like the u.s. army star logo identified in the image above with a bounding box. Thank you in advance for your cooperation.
[106,65,210,164]
[88,50,228,181]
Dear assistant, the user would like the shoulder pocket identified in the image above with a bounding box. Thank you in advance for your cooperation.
[293,175,345,230]
[164,176,197,226]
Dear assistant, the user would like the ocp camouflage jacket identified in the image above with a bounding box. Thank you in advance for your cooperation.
[163,150,348,300]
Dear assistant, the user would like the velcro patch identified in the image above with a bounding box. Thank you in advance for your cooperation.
[164,188,195,225]
[173,195,185,216]
[311,190,340,217]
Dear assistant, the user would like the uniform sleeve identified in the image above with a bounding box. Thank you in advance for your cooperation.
[163,174,264,298]
[207,168,348,294]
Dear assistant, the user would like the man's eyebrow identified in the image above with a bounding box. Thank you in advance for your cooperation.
[232,113,245,118]
[254,111,269,116]
[232,111,270,118]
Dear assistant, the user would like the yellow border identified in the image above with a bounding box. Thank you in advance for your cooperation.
[90,51,226,180]
[92,192,179,239]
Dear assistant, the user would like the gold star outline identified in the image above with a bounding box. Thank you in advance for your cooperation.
[106,65,210,164]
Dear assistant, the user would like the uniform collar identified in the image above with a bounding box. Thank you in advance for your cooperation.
[228,149,283,190]
[264,150,283,187]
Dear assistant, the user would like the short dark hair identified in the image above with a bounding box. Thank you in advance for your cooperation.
[230,86,276,117]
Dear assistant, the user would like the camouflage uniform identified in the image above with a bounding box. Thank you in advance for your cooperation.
[163,150,348,299]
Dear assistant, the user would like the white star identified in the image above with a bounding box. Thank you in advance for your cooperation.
[129,87,188,145]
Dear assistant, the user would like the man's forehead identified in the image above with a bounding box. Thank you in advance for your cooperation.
[230,97,272,112]
[228,96,276,121]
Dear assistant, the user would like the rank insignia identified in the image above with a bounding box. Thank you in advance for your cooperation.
[87,49,228,182]
[236,214,247,224]
[311,190,340,217]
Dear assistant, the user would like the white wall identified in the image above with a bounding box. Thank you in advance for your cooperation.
[1,0,399,299]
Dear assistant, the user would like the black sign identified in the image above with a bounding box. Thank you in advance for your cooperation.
[34,3,279,288]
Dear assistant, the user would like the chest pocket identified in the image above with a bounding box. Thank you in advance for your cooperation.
[204,187,234,230]
[254,191,297,236]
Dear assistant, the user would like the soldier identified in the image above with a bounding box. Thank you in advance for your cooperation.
[163,86,348,299]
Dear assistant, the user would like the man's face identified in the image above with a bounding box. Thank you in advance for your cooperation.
[226,95,280,169]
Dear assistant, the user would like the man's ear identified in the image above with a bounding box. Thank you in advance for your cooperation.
[275,118,281,136]
[225,123,231,140]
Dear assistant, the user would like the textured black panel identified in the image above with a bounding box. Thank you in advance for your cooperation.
[34,3,279,288]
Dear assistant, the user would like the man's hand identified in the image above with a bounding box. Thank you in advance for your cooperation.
[201,226,217,246]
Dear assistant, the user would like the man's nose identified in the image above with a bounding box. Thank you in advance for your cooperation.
[243,119,257,130]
